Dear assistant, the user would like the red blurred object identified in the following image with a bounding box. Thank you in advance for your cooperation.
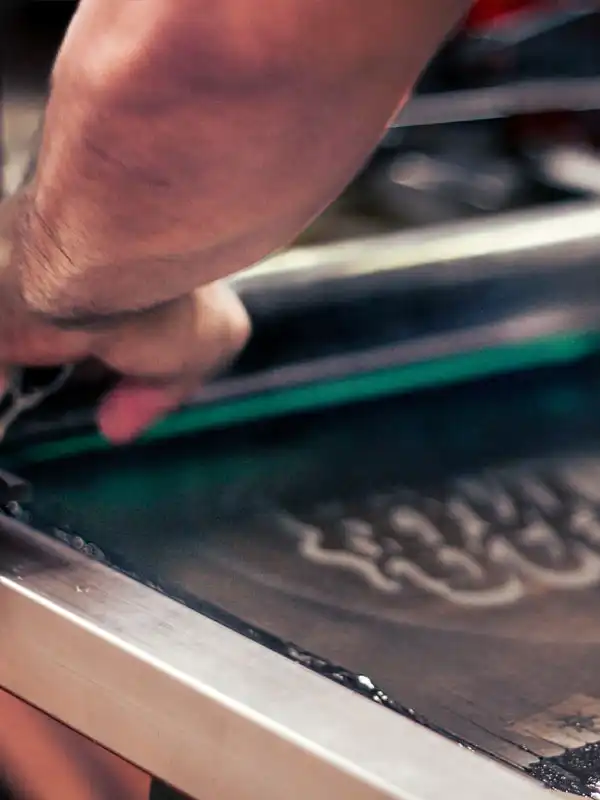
[465,0,544,28]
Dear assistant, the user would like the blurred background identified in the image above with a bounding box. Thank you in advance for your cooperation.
[3,0,600,241]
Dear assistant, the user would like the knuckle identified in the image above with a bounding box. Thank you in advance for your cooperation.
[222,294,252,356]
[97,289,251,381]
[194,286,251,374]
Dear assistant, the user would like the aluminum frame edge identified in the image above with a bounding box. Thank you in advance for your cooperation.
[0,512,551,800]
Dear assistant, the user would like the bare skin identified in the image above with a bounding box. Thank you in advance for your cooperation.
[0,688,150,799]
[2,0,471,441]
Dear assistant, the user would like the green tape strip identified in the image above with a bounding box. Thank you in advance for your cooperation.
[5,331,600,468]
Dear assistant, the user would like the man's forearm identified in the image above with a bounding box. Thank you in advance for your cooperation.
[14,0,471,323]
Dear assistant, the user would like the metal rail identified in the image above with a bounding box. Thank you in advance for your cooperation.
[233,200,600,311]
[391,79,600,128]
[0,512,551,800]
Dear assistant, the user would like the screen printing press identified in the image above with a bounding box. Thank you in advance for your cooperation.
[3,202,600,798]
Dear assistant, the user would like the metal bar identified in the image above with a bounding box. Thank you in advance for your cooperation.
[185,303,600,407]
[390,78,600,128]
[0,512,550,800]
[531,145,600,198]
[233,201,600,311]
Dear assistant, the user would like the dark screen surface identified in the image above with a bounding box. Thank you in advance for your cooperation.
[14,354,600,795]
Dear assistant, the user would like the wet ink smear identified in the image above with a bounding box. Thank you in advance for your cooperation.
[529,743,600,797]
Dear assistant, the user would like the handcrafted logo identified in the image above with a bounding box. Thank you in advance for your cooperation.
[275,460,600,609]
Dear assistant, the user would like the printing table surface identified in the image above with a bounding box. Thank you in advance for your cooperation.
[9,354,600,796]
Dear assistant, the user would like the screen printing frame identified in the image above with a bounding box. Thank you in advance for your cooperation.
[0,200,599,799]
[0,509,557,800]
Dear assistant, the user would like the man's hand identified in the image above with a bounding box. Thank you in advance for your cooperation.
[3,0,470,441]
[0,192,250,442]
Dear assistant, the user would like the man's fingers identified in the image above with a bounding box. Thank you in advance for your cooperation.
[96,379,188,444]
[94,282,250,442]
[3,185,250,446]
[94,282,250,380]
